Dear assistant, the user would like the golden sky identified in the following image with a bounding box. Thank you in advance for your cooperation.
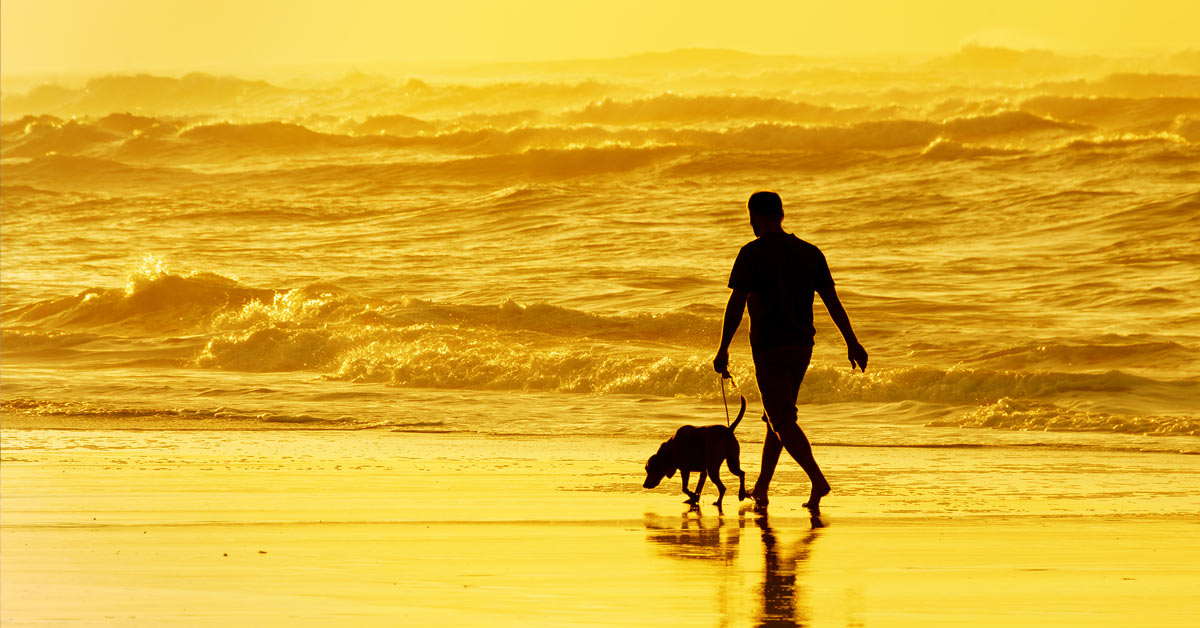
[2,0,1197,76]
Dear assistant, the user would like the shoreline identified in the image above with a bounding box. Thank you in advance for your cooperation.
[6,513,1199,626]
[4,428,1200,626]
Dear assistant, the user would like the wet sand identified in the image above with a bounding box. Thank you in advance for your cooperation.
[3,429,1199,626]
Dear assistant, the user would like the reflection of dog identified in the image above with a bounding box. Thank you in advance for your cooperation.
[643,513,742,562]
[643,397,748,505]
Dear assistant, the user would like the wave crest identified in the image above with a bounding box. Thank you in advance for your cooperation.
[5,257,273,334]
[929,398,1199,436]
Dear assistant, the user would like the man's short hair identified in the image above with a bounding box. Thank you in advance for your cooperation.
[748,191,783,218]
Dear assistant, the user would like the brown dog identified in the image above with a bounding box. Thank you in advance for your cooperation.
[643,396,747,506]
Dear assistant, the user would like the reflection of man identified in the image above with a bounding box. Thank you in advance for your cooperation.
[713,191,867,512]
[757,514,798,627]
[756,512,821,628]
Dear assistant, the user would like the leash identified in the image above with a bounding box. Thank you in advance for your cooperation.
[719,371,739,427]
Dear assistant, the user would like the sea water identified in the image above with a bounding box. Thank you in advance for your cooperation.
[3,48,1198,457]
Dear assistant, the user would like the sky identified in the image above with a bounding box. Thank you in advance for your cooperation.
[2,0,1198,76]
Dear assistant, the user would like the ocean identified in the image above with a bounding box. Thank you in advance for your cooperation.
[3,47,1198,457]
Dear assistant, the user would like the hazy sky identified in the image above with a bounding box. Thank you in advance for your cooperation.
[3,0,1197,76]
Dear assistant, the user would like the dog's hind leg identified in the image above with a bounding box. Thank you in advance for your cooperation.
[726,440,747,501]
[691,471,707,505]
[708,464,726,506]
[680,471,698,504]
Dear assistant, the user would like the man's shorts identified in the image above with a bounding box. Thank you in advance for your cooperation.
[751,344,814,432]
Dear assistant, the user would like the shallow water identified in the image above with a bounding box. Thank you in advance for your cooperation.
[5,429,1199,627]
[3,48,1198,453]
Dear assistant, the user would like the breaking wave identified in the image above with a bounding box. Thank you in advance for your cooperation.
[3,258,275,334]
[1,109,1097,158]
[0,398,376,430]
[929,398,1199,436]
[7,112,1189,191]
[4,263,1194,427]
[568,93,882,124]
[1020,96,1200,125]
[920,138,1025,159]
[4,54,1198,446]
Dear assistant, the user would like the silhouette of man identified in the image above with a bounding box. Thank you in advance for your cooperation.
[713,191,867,512]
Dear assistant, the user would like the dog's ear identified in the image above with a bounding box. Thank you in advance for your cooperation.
[655,442,675,477]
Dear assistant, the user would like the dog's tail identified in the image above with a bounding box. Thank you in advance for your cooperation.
[729,395,746,432]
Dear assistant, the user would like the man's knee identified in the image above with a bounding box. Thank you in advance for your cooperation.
[761,396,797,428]
[773,420,806,440]
[764,413,798,436]
[770,422,816,461]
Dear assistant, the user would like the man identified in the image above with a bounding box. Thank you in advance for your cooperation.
[712,191,867,512]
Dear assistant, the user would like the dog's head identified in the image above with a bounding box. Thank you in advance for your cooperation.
[643,442,676,489]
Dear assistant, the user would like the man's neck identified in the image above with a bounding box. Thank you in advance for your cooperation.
[756,225,786,237]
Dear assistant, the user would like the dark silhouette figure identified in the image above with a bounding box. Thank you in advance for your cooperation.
[643,395,748,507]
[713,191,867,513]
[642,506,823,627]
[756,511,823,628]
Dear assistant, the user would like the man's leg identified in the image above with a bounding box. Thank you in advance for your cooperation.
[753,346,829,509]
[773,422,830,510]
[753,421,783,504]
[752,352,796,503]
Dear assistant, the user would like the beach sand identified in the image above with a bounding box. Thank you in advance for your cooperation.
[3,429,1199,627]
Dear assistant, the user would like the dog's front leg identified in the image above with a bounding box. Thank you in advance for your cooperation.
[693,471,707,504]
[680,471,698,504]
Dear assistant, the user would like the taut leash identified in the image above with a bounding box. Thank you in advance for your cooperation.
[719,371,742,427]
[720,375,730,426]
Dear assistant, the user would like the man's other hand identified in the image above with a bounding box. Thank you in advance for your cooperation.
[713,348,730,376]
[848,341,868,372]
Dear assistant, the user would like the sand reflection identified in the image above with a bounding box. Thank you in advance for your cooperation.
[644,506,743,562]
[644,507,822,627]
[756,512,822,627]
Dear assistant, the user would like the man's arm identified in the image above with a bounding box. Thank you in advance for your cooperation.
[712,289,748,376]
[817,285,868,372]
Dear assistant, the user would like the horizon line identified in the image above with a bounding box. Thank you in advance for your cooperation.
[3,44,1198,84]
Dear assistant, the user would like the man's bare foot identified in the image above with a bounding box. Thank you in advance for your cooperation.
[750,482,769,507]
[801,482,831,512]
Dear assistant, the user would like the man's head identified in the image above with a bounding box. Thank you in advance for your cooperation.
[747,191,784,236]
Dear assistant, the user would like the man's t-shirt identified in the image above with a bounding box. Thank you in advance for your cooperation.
[728,232,834,349]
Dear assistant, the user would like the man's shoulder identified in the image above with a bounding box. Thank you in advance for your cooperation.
[789,233,822,251]
[737,234,825,261]
[748,233,824,253]
[734,237,767,262]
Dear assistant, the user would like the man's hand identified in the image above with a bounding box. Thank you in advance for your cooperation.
[848,341,868,372]
[713,347,730,377]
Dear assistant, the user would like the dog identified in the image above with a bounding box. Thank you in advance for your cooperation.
[643,395,747,506]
